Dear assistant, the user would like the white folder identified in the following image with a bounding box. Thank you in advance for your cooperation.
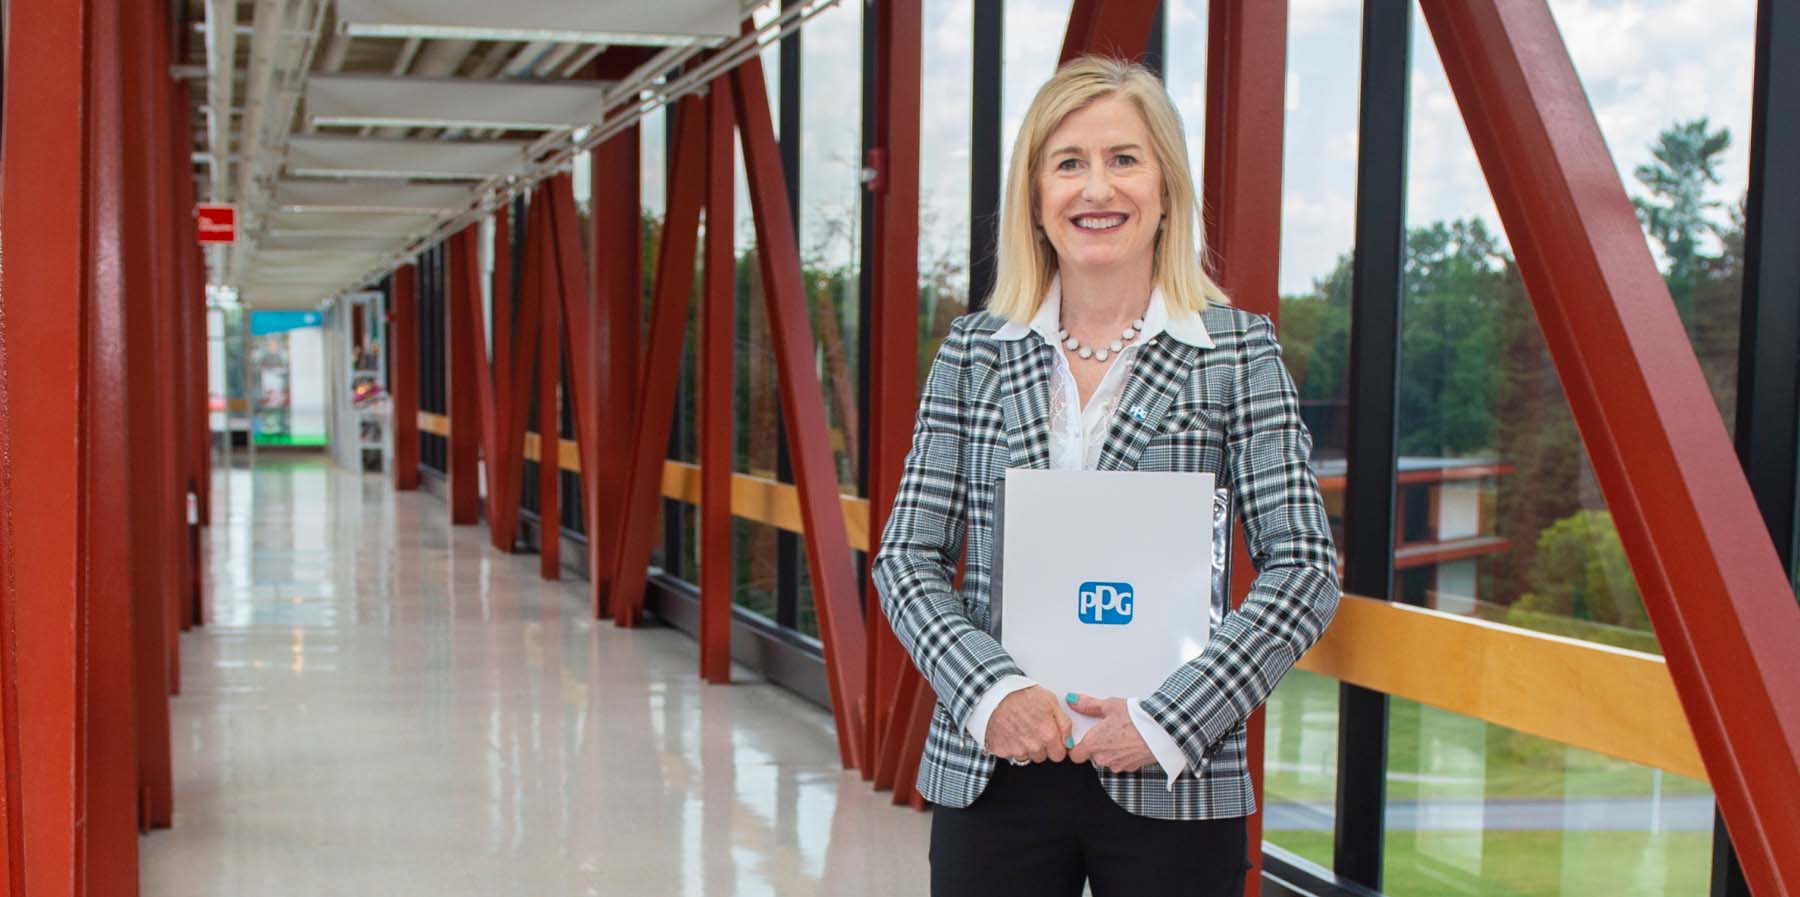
[994,468,1224,741]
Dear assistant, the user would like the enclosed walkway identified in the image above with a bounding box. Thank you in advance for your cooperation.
[139,460,928,896]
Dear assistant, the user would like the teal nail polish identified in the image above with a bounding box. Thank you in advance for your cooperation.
[1065,737,1075,749]
[1065,692,1078,704]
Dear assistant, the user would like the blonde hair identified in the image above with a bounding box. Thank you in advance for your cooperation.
[987,55,1229,321]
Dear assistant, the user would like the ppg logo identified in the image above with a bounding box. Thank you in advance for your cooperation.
[1077,582,1134,625]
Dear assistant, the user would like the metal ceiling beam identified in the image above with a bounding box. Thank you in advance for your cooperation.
[272,179,472,213]
[285,135,530,180]
[261,233,414,252]
[305,74,613,131]
[333,0,739,46]
[263,211,439,235]
[204,0,238,202]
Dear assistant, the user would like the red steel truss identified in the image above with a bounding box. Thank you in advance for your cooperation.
[1419,1,1800,891]
[699,80,738,684]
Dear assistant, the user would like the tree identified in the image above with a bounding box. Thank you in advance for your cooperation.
[1631,118,1732,327]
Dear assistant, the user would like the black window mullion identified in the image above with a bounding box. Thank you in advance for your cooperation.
[1333,1,1412,890]
[969,2,1002,311]
[1716,0,1800,891]
[774,0,804,630]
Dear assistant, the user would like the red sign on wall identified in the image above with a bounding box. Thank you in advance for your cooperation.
[196,204,237,244]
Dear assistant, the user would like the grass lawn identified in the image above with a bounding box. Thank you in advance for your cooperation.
[1270,828,1711,897]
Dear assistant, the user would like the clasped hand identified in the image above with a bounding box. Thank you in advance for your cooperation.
[985,688,1155,773]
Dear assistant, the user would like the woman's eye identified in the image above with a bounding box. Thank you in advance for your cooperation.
[1057,158,1082,172]
[1113,153,1138,167]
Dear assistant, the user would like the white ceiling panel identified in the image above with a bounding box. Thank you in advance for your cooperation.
[274,180,473,214]
[264,211,441,236]
[286,136,532,180]
[306,74,613,132]
[335,0,740,46]
[261,233,414,253]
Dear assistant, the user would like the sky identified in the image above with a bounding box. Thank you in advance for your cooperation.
[631,0,1758,298]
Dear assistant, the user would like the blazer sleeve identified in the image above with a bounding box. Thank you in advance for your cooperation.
[872,317,1026,731]
[1139,314,1342,770]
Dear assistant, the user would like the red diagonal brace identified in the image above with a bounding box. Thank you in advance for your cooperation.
[609,95,709,628]
[731,59,868,770]
[447,225,488,524]
[1059,0,1162,66]
[1419,2,1800,892]
[541,176,600,586]
[492,200,547,553]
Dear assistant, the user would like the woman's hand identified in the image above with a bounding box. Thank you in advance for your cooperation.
[1066,694,1155,773]
[985,687,1075,763]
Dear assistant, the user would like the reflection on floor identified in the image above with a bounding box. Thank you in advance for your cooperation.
[140,459,931,896]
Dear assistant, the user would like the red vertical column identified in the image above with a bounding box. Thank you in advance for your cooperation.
[391,263,421,490]
[541,176,598,586]
[1,0,94,892]
[537,222,563,580]
[863,0,928,802]
[492,202,545,553]
[83,0,144,889]
[447,227,484,524]
[117,0,174,831]
[169,79,207,629]
[699,80,736,683]
[1204,3,1288,893]
[590,128,641,616]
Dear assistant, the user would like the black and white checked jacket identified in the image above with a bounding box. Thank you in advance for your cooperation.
[873,305,1341,820]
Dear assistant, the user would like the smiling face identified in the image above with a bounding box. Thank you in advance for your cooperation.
[1035,94,1165,282]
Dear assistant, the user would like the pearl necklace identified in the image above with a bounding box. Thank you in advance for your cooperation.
[1058,317,1147,363]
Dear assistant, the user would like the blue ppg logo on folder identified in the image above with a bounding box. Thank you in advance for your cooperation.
[1077,582,1134,625]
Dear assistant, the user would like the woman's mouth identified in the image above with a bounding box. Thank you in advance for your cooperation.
[1072,213,1127,233]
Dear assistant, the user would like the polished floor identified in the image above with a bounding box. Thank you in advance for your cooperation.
[141,459,931,896]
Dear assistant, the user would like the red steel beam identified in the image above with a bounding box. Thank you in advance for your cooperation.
[83,0,143,888]
[699,80,736,684]
[169,79,207,630]
[590,127,642,617]
[391,263,421,490]
[1419,2,1800,891]
[145,0,186,686]
[863,0,925,796]
[730,60,868,768]
[117,0,174,830]
[537,211,563,581]
[608,95,708,629]
[493,202,513,430]
[541,177,600,591]
[1,0,93,889]
[446,227,485,524]
[1058,0,1162,66]
[1203,3,1289,892]
[492,200,547,553]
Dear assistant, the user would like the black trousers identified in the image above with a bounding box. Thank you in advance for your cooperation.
[930,760,1249,897]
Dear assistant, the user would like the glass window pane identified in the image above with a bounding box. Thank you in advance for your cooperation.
[800,0,864,491]
[1398,0,1752,657]
[1384,699,1712,897]
[920,0,974,361]
[1261,669,1342,870]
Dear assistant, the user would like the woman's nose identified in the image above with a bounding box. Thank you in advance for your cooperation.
[1081,164,1115,202]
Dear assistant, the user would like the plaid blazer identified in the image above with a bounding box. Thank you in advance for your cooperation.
[872,305,1341,820]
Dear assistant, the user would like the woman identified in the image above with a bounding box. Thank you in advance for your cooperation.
[872,56,1341,897]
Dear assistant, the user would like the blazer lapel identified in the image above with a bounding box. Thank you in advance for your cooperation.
[997,336,1054,470]
[1096,336,1204,472]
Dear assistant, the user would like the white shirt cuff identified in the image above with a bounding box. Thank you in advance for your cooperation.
[965,675,1038,748]
[1128,698,1188,790]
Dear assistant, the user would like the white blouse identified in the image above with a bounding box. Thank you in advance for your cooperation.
[967,278,1214,787]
